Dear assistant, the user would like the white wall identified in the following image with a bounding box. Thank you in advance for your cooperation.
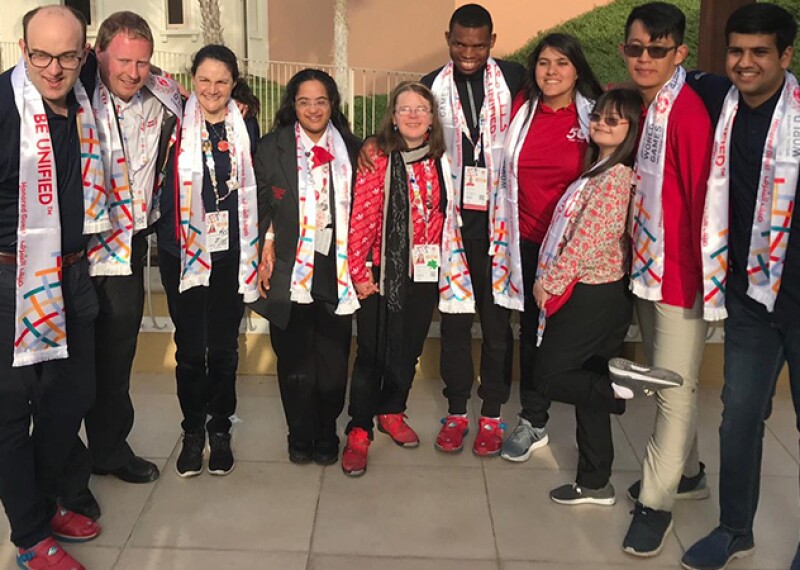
[2,0,267,72]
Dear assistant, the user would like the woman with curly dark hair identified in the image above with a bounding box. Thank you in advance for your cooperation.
[252,69,361,465]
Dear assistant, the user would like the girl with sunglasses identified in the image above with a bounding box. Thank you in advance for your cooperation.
[529,88,649,506]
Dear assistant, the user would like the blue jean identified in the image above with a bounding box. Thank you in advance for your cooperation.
[719,286,800,534]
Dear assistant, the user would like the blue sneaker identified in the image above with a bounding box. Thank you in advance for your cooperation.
[791,542,800,570]
[681,527,755,570]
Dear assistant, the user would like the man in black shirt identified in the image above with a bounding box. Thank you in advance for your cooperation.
[0,6,101,569]
[682,4,800,570]
[420,3,526,456]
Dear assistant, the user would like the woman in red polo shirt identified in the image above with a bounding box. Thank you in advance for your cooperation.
[500,33,604,462]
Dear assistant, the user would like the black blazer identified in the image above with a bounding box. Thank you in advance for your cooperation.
[250,124,361,329]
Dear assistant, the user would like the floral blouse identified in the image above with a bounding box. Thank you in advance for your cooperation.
[539,163,633,295]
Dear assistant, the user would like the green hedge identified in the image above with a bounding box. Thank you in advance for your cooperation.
[507,0,800,85]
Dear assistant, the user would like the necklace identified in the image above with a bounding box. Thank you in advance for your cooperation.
[206,120,230,152]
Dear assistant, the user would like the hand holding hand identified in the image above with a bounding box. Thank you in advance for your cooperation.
[357,137,379,174]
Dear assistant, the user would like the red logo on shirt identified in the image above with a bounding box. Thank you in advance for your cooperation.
[272,186,286,200]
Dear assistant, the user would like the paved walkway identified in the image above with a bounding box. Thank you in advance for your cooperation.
[2,374,798,569]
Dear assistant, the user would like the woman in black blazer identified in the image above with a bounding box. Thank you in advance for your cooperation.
[253,69,361,465]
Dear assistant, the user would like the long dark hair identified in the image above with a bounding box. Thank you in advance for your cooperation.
[584,88,643,179]
[191,44,260,120]
[272,68,352,136]
[376,81,446,158]
[523,33,602,107]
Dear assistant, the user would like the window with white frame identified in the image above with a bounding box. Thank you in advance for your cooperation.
[63,0,93,27]
[166,0,187,28]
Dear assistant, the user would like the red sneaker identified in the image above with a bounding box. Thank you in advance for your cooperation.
[50,508,101,543]
[377,413,420,447]
[435,415,469,453]
[341,428,371,477]
[473,417,506,457]
[17,537,84,570]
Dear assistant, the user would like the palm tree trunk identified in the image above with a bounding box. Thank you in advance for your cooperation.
[198,0,225,45]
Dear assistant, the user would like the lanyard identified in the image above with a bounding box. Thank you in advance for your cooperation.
[406,159,435,244]
[461,81,484,164]
[201,119,238,211]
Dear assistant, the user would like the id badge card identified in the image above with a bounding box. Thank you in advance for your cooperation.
[205,211,230,253]
[463,166,489,211]
[131,187,148,230]
[413,244,440,283]
[315,227,333,256]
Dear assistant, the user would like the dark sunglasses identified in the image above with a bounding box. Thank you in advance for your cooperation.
[622,44,678,59]
[589,113,629,127]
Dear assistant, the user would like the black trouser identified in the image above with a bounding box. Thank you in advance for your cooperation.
[536,280,632,490]
[270,300,352,446]
[346,277,439,437]
[518,239,550,428]
[158,250,244,434]
[0,258,98,548]
[60,233,148,499]
[439,236,513,416]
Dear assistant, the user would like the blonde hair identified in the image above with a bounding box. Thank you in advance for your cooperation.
[96,11,153,52]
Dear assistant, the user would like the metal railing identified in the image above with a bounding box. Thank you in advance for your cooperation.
[0,44,420,138]
[149,51,420,138]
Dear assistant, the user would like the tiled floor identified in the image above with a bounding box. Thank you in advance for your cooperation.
[2,373,798,569]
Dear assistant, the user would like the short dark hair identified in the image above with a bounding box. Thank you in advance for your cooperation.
[272,68,352,137]
[23,6,87,45]
[585,88,644,179]
[449,3,493,35]
[625,2,686,46]
[726,3,797,54]
[524,33,603,106]
[191,44,260,120]
[376,81,446,158]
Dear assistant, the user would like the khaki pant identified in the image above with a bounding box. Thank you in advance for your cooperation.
[636,295,707,512]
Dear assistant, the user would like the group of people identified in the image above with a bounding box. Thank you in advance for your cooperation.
[1,2,799,570]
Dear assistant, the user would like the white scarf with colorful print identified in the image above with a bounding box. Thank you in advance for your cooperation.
[629,66,686,301]
[177,94,259,302]
[701,72,800,320]
[430,58,519,309]
[11,60,107,366]
[291,122,359,315]
[88,73,182,276]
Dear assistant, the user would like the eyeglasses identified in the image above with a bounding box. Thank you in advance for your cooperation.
[295,98,330,109]
[589,113,629,127]
[395,106,431,116]
[622,44,678,59]
[26,49,83,70]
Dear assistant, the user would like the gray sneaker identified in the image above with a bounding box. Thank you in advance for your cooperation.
[608,357,683,397]
[499,418,548,462]
[550,482,616,506]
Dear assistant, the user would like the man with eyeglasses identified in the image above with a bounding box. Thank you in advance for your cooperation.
[56,10,183,521]
[420,3,526,457]
[611,1,714,559]
[0,6,104,569]
[676,4,800,570]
